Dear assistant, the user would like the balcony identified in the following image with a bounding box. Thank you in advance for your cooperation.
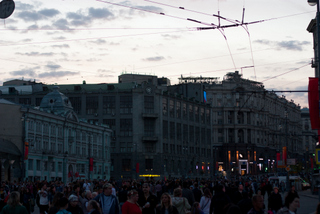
[142,112,158,118]
[142,136,158,142]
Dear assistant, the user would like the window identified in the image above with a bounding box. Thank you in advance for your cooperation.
[69,97,81,114]
[169,100,174,117]
[207,129,211,144]
[170,122,175,140]
[144,119,155,136]
[120,119,132,136]
[36,160,41,171]
[144,96,154,113]
[145,159,153,171]
[44,161,48,171]
[86,96,98,115]
[183,103,187,120]
[35,98,42,106]
[183,124,188,141]
[201,128,206,144]
[163,121,168,139]
[122,159,131,171]
[189,126,194,143]
[120,142,126,153]
[177,123,182,140]
[206,109,210,124]
[19,98,31,105]
[162,98,168,116]
[28,120,34,131]
[176,102,181,118]
[58,162,62,172]
[195,106,199,122]
[120,96,132,114]
[200,108,205,124]
[103,96,116,115]
[51,162,55,171]
[28,159,33,170]
[189,105,194,121]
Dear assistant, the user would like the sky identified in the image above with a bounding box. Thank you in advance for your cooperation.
[0,0,317,107]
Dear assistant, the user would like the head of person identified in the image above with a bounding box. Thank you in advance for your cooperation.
[68,195,79,207]
[173,188,182,197]
[127,190,139,203]
[284,192,300,212]
[192,202,200,212]
[103,183,113,196]
[84,190,92,199]
[273,187,279,194]
[316,202,320,214]
[92,192,98,198]
[59,197,69,210]
[291,185,296,192]
[7,191,20,208]
[52,192,64,207]
[203,188,212,198]
[42,184,47,190]
[73,185,80,193]
[87,200,101,213]
[238,184,244,191]
[252,194,264,211]
[142,183,150,194]
[160,193,172,208]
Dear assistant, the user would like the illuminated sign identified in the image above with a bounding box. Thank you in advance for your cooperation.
[139,174,161,177]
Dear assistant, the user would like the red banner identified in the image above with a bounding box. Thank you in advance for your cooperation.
[282,147,287,165]
[24,142,29,160]
[136,163,139,173]
[308,77,320,129]
[89,158,93,172]
[311,157,314,169]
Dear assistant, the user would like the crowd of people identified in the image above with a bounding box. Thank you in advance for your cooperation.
[0,176,315,214]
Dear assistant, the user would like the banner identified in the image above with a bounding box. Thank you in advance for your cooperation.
[282,147,287,165]
[136,163,139,173]
[24,142,29,160]
[308,77,320,129]
[89,158,93,172]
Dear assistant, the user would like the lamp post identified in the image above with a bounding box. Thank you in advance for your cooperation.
[285,109,290,192]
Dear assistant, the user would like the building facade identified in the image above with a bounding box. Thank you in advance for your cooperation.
[0,87,112,182]
[0,71,307,179]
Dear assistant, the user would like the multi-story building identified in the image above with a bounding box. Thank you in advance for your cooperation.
[0,71,305,179]
[0,87,112,182]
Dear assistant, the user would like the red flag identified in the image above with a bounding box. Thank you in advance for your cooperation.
[311,157,314,169]
[68,171,72,178]
[75,172,79,177]
[89,158,93,172]
[308,77,320,129]
[136,163,139,173]
[282,147,287,165]
[24,142,29,160]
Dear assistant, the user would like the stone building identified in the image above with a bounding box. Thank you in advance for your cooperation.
[0,71,306,179]
[0,87,112,182]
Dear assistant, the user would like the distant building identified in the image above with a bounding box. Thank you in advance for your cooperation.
[0,87,112,182]
[0,72,309,179]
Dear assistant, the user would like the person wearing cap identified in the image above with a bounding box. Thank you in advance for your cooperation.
[268,186,282,214]
[67,195,84,214]
[93,183,119,214]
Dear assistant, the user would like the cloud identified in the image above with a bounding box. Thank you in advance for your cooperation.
[38,9,60,17]
[162,34,181,40]
[17,11,43,22]
[38,71,80,78]
[27,24,39,30]
[89,39,107,45]
[143,56,165,61]
[15,2,34,10]
[88,7,114,19]
[10,68,38,77]
[136,5,163,13]
[254,39,311,51]
[52,19,70,30]
[46,63,61,70]
[15,52,55,56]
[51,44,70,48]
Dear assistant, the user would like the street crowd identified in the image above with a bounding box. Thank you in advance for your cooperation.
[0,175,316,214]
